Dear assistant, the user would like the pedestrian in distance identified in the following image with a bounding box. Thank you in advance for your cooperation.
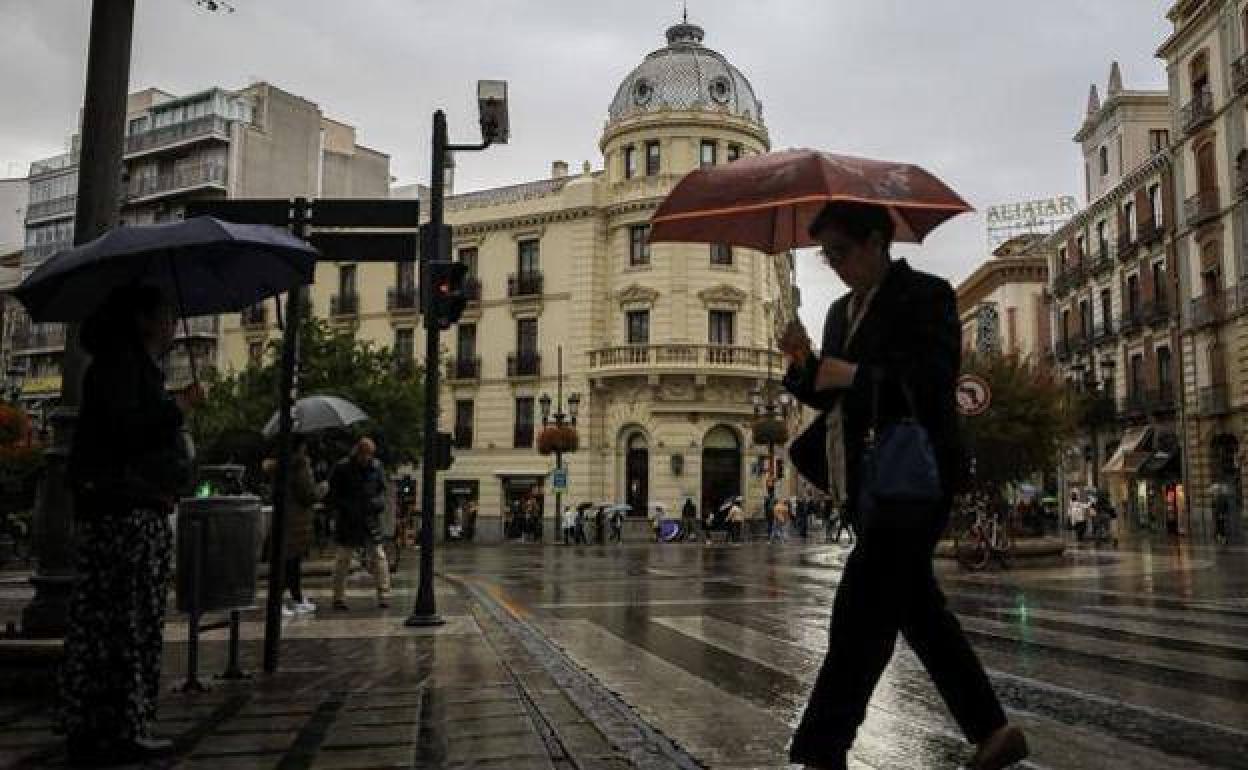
[681,496,699,543]
[264,435,322,616]
[60,285,201,764]
[781,202,1027,770]
[609,507,625,542]
[727,497,746,543]
[771,497,790,544]
[329,437,392,610]
[1069,492,1088,542]
[575,503,589,544]
[562,505,577,544]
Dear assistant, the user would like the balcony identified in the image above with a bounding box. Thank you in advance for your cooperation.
[1089,251,1115,276]
[1199,384,1230,417]
[24,239,73,262]
[1116,233,1137,261]
[1147,386,1178,415]
[1234,53,1248,94]
[513,425,535,449]
[26,194,76,222]
[453,427,473,450]
[11,326,67,354]
[507,351,541,378]
[386,287,419,314]
[1180,88,1214,134]
[174,316,220,338]
[330,292,360,317]
[1187,291,1226,330]
[29,152,77,177]
[464,276,482,302]
[1142,294,1172,325]
[1062,263,1087,290]
[507,271,543,298]
[588,344,787,379]
[125,115,230,158]
[1184,188,1220,227]
[1091,319,1116,345]
[1137,220,1162,246]
[1119,307,1144,336]
[447,356,481,382]
[240,304,267,327]
[125,163,227,203]
[1119,391,1148,420]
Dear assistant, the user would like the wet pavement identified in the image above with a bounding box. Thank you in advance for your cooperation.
[1,533,1247,768]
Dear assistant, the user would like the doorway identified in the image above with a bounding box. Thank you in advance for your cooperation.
[625,433,649,516]
[701,425,742,521]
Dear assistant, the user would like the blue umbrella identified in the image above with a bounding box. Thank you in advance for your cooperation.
[14,216,317,322]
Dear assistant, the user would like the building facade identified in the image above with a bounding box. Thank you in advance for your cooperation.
[1043,63,1185,533]
[7,83,390,414]
[957,235,1052,360]
[220,20,800,542]
[1157,0,1248,539]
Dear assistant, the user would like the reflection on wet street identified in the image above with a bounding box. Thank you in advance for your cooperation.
[443,538,1248,769]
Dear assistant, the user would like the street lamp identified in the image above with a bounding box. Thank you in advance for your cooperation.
[751,382,793,501]
[539,346,579,543]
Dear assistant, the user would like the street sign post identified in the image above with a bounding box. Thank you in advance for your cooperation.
[552,467,568,492]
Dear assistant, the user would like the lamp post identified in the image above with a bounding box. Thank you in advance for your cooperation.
[751,383,793,505]
[539,346,579,543]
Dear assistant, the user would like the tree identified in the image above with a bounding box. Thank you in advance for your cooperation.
[959,351,1078,491]
[196,316,425,469]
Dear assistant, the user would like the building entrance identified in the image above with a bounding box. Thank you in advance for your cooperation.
[701,426,742,523]
[626,434,649,517]
[501,475,544,541]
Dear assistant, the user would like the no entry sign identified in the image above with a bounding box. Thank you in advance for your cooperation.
[956,374,992,417]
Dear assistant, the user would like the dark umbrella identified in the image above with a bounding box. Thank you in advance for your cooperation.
[262,395,370,437]
[14,216,317,323]
[649,149,973,253]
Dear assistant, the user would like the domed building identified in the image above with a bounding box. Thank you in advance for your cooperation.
[221,18,801,542]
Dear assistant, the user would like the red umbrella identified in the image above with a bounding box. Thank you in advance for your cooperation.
[649,149,973,254]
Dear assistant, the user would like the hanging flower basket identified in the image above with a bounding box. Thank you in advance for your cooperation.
[0,403,31,447]
[752,417,789,447]
[537,425,579,455]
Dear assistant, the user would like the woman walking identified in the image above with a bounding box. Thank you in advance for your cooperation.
[782,202,1027,770]
[60,285,200,764]
[279,435,321,614]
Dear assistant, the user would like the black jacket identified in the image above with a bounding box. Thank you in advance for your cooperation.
[328,456,387,546]
[783,259,964,512]
[69,343,189,511]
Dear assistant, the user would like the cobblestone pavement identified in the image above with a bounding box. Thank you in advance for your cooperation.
[2,535,1248,768]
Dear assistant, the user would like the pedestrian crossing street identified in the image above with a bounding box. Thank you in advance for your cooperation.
[469,548,1248,769]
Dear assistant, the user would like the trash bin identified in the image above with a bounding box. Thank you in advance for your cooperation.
[176,495,262,614]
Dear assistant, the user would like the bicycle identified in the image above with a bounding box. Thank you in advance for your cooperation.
[954,498,1011,571]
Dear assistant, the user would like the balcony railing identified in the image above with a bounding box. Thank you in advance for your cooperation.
[125,115,230,157]
[588,344,785,374]
[1119,307,1144,335]
[26,194,77,222]
[1089,252,1115,276]
[241,304,267,327]
[125,163,227,201]
[1137,220,1162,245]
[1184,188,1220,227]
[464,276,482,302]
[453,427,473,450]
[330,292,360,317]
[1116,234,1137,261]
[447,356,481,381]
[386,287,419,313]
[1147,386,1178,415]
[1199,384,1230,417]
[1120,391,1148,420]
[1181,88,1214,134]
[11,326,67,353]
[29,152,78,177]
[1142,294,1172,325]
[24,239,73,262]
[1188,291,1227,330]
[507,271,543,298]
[1234,53,1248,94]
[175,316,220,338]
[1091,319,1116,344]
[507,351,541,378]
[513,425,534,449]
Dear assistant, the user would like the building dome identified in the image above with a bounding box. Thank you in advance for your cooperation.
[607,20,764,125]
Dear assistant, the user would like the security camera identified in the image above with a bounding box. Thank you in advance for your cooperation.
[477,80,509,145]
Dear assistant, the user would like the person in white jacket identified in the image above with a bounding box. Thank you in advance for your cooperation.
[1069,492,1088,541]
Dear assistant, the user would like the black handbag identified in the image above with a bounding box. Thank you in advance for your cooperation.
[856,376,943,526]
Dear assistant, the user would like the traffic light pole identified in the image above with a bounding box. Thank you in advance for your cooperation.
[406,111,491,627]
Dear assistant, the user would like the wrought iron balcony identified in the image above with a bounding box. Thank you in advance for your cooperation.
[386,287,419,313]
[1234,53,1248,94]
[1142,293,1172,325]
[330,292,360,317]
[447,356,481,381]
[1137,220,1162,245]
[125,163,227,201]
[26,194,77,222]
[174,316,220,338]
[507,351,541,378]
[1199,384,1230,417]
[1184,188,1220,227]
[1180,88,1214,134]
[1187,291,1226,330]
[1091,319,1116,344]
[513,424,534,448]
[241,304,267,327]
[125,115,230,157]
[1116,233,1137,261]
[1118,307,1144,336]
[507,271,543,298]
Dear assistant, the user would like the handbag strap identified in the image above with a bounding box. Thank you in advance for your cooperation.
[868,367,922,438]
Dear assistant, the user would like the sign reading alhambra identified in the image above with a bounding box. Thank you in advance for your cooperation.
[985,196,1077,227]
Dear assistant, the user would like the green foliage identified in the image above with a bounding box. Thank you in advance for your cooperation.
[960,352,1077,489]
[196,316,425,468]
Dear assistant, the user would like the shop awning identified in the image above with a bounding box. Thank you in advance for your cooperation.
[1139,449,1180,478]
[1102,426,1152,475]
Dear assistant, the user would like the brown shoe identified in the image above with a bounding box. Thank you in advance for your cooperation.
[970,724,1029,770]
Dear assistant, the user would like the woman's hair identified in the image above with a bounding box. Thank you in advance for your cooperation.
[808,201,896,245]
[80,284,167,356]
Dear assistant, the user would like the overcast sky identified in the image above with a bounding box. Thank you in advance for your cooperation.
[0,0,1173,331]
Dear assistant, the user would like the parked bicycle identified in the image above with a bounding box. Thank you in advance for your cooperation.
[954,496,1011,571]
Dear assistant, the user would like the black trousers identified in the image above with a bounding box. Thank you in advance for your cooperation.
[284,555,303,603]
[790,504,1006,765]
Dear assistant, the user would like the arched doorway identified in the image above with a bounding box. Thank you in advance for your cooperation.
[625,433,649,516]
[701,425,742,519]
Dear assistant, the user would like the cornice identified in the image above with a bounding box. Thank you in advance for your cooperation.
[1044,152,1171,247]
[451,206,598,236]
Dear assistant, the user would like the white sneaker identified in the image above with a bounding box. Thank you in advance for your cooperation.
[281,603,296,617]
[294,600,316,614]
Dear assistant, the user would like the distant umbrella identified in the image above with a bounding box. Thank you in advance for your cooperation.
[263,395,370,437]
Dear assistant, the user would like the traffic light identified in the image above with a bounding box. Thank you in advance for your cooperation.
[433,431,455,471]
[426,261,469,330]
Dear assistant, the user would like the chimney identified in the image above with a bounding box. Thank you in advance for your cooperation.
[552,160,569,178]
[1108,61,1123,96]
[1086,84,1101,117]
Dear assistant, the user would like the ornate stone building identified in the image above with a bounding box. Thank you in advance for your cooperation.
[221,19,800,542]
